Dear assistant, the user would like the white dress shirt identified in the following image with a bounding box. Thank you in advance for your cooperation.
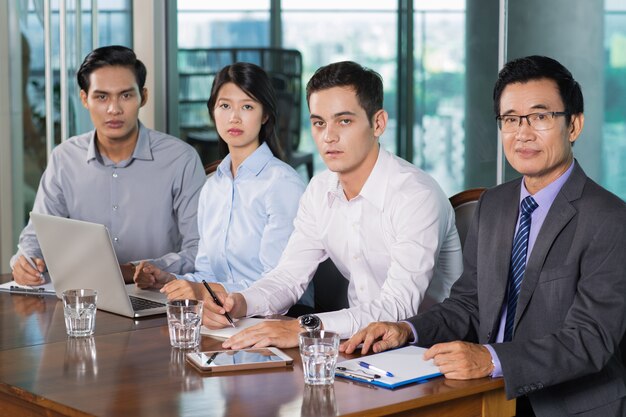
[241,147,463,338]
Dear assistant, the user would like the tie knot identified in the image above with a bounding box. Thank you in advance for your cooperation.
[520,196,538,216]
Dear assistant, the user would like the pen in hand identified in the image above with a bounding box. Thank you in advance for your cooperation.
[17,244,44,280]
[358,361,394,377]
[202,280,236,328]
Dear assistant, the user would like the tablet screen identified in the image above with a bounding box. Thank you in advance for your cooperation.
[202,348,284,366]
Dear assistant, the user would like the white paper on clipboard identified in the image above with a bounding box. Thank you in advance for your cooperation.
[336,345,442,389]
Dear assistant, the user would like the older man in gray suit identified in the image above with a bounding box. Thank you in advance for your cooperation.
[342,55,626,417]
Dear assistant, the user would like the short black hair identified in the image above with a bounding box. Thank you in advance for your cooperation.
[77,45,147,99]
[306,61,383,125]
[207,62,283,159]
[493,55,584,124]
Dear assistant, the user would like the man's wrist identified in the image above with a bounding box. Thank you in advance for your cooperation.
[483,344,503,377]
[400,321,418,344]
[162,273,176,284]
[232,293,247,318]
[298,314,322,331]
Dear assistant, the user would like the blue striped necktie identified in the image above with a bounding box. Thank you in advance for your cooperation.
[503,195,539,342]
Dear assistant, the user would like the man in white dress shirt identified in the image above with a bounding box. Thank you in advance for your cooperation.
[204,61,463,348]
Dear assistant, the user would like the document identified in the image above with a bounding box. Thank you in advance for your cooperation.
[201,317,275,340]
[335,346,442,389]
[0,278,56,296]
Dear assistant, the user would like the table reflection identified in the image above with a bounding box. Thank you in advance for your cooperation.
[63,336,98,381]
[170,348,204,392]
[10,293,47,316]
[301,385,337,417]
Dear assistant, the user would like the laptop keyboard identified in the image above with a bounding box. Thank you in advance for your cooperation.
[129,296,166,311]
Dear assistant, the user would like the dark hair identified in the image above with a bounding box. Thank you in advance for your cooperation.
[207,62,282,159]
[306,61,383,125]
[77,45,147,100]
[493,55,584,124]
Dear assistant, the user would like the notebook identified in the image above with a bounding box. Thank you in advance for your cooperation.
[30,212,167,318]
[335,346,442,389]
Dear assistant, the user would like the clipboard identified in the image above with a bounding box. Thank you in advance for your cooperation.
[335,346,442,389]
[0,279,56,296]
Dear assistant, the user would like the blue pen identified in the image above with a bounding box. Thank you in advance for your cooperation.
[358,361,394,377]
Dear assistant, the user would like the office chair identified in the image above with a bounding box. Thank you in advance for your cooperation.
[285,258,349,317]
[204,159,222,176]
[449,188,486,250]
[275,91,314,179]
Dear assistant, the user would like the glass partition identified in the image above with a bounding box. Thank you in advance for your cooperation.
[1,0,132,272]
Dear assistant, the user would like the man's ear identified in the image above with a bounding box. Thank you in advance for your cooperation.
[373,109,388,138]
[80,90,88,108]
[140,88,148,107]
[568,113,584,144]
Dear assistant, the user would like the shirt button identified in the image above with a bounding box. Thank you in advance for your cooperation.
[113,205,118,210]
[112,172,118,178]
[113,237,119,242]
[353,255,359,260]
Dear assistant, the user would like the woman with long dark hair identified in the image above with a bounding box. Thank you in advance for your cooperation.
[137,63,308,305]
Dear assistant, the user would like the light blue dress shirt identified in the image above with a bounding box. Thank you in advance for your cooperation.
[177,143,307,297]
[11,122,206,274]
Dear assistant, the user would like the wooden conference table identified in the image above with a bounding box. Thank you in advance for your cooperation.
[0,274,514,417]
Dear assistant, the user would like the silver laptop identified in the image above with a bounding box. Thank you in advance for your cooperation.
[30,212,167,318]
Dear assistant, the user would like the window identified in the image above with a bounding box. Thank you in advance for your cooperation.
[604,1,626,200]
[16,0,132,227]
[413,2,466,194]
[177,1,270,48]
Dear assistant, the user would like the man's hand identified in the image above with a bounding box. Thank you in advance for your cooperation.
[131,261,174,289]
[161,280,221,302]
[12,255,46,286]
[340,321,412,355]
[222,319,301,349]
[423,341,494,380]
[202,292,247,329]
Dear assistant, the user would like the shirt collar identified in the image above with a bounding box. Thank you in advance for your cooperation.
[131,122,154,161]
[326,146,388,211]
[216,142,273,178]
[86,130,99,162]
[520,160,575,210]
[86,121,152,164]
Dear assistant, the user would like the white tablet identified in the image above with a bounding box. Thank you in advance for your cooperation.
[186,347,293,373]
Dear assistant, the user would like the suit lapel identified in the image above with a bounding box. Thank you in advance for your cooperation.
[514,162,586,326]
[483,182,521,336]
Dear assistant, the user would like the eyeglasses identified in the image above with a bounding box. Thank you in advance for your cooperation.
[496,111,568,133]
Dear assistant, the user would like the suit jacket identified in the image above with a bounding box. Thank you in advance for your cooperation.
[409,162,626,417]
